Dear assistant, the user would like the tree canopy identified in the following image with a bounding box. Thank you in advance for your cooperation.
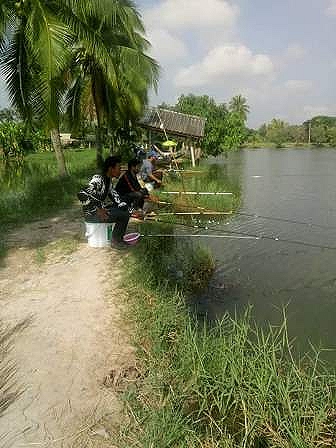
[173,94,248,155]
[0,0,159,173]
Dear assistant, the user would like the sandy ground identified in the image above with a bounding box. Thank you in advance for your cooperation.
[0,209,134,447]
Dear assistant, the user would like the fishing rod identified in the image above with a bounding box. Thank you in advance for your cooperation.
[156,108,188,193]
[155,211,232,216]
[161,191,233,196]
[154,198,336,232]
[142,234,256,240]
[144,216,336,251]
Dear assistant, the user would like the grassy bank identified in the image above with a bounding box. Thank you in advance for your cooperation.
[0,150,96,229]
[243,142,336,149]
[0,149,98,261]
[119,229,336,447]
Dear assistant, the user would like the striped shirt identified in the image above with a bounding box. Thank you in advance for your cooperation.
[77,175,128,218]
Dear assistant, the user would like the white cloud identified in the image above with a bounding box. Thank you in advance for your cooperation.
[285,80,313,92]
[175,44,274,87]
[144,0,239,30]
[326,0,336,16]
[147,28,187,64]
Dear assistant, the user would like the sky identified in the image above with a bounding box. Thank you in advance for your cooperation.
[1,0,336,128]
[135,0,336,127]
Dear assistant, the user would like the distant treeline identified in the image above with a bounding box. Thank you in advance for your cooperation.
[248,116,336,148]
[160,95,336,152]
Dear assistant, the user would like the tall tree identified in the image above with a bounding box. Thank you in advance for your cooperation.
[0,0,73,175]
[0,0,156,175]
[176,94,247,155]
[229,95,250,122]
[66,12,159,167]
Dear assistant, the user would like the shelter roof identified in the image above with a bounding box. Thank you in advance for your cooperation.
[139,108,206,139]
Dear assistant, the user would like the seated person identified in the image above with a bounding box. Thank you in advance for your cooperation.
[140,151,163,188]
[115,158,149,211]
[77,156,131,249]
[134,144,146,162]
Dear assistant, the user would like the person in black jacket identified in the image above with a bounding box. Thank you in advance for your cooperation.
[116,158,149,211]
[77,156,131,249]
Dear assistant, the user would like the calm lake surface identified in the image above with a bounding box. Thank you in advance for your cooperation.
[195,148,336,355]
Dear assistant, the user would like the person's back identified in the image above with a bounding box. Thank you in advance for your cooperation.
[140,159,153,182]
[116,170,141,196]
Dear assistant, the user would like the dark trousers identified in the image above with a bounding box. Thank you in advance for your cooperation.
[122,191,145,209]
[86,207,130,242]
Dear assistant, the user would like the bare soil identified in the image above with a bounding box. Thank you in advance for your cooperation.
[0,208,133,447]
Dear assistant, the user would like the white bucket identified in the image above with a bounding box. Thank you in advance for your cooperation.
[145,182,154,192]
[85,222,114,248]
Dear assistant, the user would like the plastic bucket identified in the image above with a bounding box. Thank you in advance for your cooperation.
[145,182,154,192]
[85,222,114,248]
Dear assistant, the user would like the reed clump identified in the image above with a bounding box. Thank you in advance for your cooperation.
[159,163,241,214]
[119,234,336,447]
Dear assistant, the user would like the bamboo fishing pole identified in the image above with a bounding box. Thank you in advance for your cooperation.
[142,234,257,240]
[144,215,336,251]
[147,211,233,217]
[156,108,187,193]
[161,191,233,196]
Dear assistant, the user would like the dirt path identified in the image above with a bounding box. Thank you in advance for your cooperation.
[0,209,133,447]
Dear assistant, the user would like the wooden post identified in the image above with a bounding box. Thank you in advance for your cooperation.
[190,144,196,167]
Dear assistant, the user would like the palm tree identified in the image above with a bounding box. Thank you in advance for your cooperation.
[0,0,156,175]
[66,8,159,167]
[0,0,75,175]
[229,95,250,122]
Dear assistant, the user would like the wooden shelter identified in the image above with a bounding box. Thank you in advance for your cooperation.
[138,108,206,139]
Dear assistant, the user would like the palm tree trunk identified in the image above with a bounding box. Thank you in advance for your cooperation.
[50,128,68,177]
[91,78,104,169]
[95,123,104,168]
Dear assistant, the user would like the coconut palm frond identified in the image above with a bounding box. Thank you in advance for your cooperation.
[0,24,34,121]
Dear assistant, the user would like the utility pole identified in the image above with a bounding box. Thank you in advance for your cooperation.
[308,120,311,145]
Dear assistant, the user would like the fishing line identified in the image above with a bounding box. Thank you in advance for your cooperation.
[236,211,336,231]
[143,216,336,250]
[154,203,336,232]
[142,234,257,240]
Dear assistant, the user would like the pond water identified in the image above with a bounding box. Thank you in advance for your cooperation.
[193,148,336,356]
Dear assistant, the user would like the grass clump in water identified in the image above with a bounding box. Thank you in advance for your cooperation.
[159,162,241,214]
[119,232,336,447]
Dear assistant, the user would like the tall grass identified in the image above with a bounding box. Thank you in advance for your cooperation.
[119,228,336,447]
[0,150,97,229]
[0,149,97,261]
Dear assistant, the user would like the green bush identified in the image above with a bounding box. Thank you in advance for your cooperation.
[0,121,25,160]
